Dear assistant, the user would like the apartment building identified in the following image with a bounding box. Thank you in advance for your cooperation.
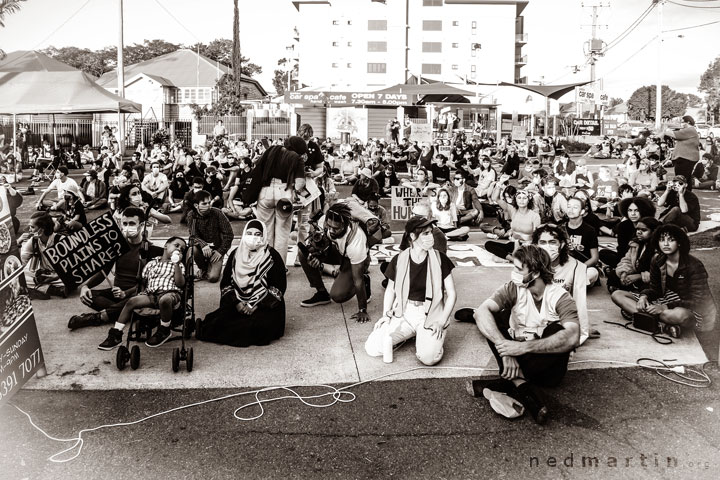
[292,0,529,89]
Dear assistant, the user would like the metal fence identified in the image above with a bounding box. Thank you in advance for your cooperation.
[197,115,292,142]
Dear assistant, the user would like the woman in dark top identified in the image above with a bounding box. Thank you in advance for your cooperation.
[500,146,521,179]
[598,196,655,269]
[611,225,718,362]
[364,216,457,365]
[196,220,287,347]
[60,189,86,233]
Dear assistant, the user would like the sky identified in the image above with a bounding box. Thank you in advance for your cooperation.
[1,0,719,102]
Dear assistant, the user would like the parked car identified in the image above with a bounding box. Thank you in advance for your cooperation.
[618,121,651,138]
[696,123,711,139]
[707,125,720,139]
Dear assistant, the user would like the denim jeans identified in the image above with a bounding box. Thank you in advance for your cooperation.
[256,179,294,265]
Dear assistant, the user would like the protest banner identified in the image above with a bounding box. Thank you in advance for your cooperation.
[43,212,130,289]
[409,123,433,144]
[390,186,423,221]
[511,125,528,141]
[438,145,452,157]
[0,187,44,406]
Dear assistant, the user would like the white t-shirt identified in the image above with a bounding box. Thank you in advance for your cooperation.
[48,177,79,199]
[319,217,368,265]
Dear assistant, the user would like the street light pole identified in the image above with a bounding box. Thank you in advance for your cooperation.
[117,0,125,153]
[655,0,664,130]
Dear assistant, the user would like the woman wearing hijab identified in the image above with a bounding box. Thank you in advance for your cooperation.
[195,220,287,347]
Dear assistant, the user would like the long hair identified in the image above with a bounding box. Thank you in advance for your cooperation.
[619,196,656,219]
[513,244,554,285]
[652,223,691,261]
[435,188,452,211]
[532,223,570,266]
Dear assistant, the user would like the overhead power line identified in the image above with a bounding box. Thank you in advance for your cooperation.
[668,0,720,8]
[664,19,720,31]
[598,35,658,81]
[151,0,202,42]
[601,1,657,54]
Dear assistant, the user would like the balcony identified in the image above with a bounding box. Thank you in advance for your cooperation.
[515,55,527,66]
[515,33,528,45]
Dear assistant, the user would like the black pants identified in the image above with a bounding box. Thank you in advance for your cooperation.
[673,158,697,191]
[487,309,571,387]
[599,248,619,269]
[89,288,130,324]
[485,240,514,261]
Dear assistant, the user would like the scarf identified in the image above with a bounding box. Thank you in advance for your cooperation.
[391,248,445,321]
[230,221,273,307]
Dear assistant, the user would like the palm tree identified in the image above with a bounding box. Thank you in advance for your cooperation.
[0,0,26,27]
[232,0,241,97]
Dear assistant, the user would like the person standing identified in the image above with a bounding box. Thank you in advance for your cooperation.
[663,115,699,190]
[252,136,307,265]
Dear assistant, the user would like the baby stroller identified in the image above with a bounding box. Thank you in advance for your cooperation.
[115,244,197,372]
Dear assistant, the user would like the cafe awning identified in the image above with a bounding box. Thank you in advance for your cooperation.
[373,83,475,97]
[499,81,592,100]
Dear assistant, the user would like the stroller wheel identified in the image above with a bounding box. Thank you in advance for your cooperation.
[172,347,180,373]
[130,345,141,370]
[186,347,194,372]
[666,325,681,339]
[116,346,129,370]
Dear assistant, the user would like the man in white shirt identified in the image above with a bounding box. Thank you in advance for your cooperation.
[141,161,169,208]
[35,166,84,210]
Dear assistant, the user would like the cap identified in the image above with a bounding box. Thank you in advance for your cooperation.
[483,388,525,419]
[404,215,436,235]
[359,167,372,178]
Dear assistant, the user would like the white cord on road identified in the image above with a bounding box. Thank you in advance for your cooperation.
[8,360,712,463]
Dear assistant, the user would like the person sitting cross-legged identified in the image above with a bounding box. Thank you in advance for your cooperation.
[98,237,187,350]
[611,225,718,363]
[468,245,581,424]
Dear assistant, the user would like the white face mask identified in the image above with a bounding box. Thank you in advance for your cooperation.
[511,271,536,288]
[545,187,556,196]
[55,172,62,179]
[540,244,560,261]
[243,235,264,251]
[417,233,435,251]
[122,226,139,238]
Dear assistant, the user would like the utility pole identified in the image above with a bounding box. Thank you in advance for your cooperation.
[582,2,608,119]
[655,0,665,130]
[117,0,125,154]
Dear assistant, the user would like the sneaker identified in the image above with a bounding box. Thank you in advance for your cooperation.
[364,274,372,303]
[146,325,172,348]
[47,285,68,298]
[454,307,475,323]
[98,328,123,350]
[68,312,102,330]
[516,383,548,425]
[620,309,633,321]
[300,290,331,307]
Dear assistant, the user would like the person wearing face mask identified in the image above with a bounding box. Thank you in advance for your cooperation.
[68,207,164,330]
[350,168,380,206]
[468,245,580,424]
[195,220,287,347]
[365,216,456,366]
[366,194,393,244]
[82,169,108,210]
[35,166,84,211]
[540,179,567,223]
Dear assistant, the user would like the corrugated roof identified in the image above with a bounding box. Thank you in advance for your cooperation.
[97,49,267,95]
[141,73,176,87]
[0,50,77,72]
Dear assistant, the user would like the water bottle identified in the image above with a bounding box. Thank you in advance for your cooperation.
[383,334,393,363]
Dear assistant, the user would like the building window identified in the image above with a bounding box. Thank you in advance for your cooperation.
[471,65,476,72]
[471,48,477,57]
[421,63,441,74]
[471,21,477,28]
[452,43,459,48]
[347,63,352,68]
[332,41,338,47]
[367,41,387,52]
[423,0,443,5]
[347,41,352,47]
[347,20,352,25]
[367,62,387,73]
[422,20,442,31]
[452,64,458,70]
[368,19,387,31]
[332,20,338,25]
[332,63,338,68]
[452,21,459,26]
[422,42,442,53]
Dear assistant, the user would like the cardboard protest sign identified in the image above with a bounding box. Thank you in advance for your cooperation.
[0,187,44,406]
[511,126,528,141]
[410,123,433,144]
[43,212,130,288]
[438,145,452,157]
[390,186,423,221]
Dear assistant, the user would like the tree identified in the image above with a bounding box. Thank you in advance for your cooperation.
[0,0,27,59]
[42,46,114,77]
[190,38,262,76]
[232,0,241,99]
[609,97,624,108]
[627,85,696,121]
[699,56,720,123]
[273,57,298,95]
[123,39,180,65]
